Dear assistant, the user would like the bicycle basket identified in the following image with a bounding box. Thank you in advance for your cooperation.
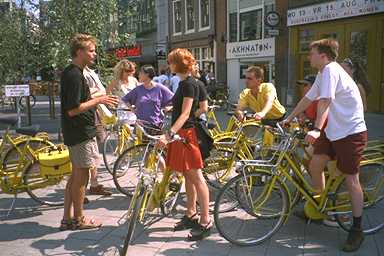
[38,145,72,177]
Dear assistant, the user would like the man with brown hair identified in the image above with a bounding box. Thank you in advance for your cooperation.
[284,38,367,252]
[235,65,285,121]
[59,33,118,230]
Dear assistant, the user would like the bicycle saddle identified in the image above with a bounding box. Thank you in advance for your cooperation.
[16,125,41,137]
[0,116,18,126]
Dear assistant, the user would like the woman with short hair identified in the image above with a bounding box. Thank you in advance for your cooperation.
[158,48,212,241]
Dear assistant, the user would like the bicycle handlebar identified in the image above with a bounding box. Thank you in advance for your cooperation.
[135,120,185,143]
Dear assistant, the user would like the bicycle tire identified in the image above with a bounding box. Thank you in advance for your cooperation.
[160,173,182,216]
[23,161,70,206]
[113,144,149,196]
[121,186,145,255]
[19,95,36,109]
[214,171,289,246]
[2,139,54,170]
[103,129,121,175]
[333,162,384,234]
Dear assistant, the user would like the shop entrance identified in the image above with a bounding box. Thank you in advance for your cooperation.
[294,15,383,112]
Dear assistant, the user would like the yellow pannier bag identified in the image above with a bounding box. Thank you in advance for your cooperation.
[39,145,72,177]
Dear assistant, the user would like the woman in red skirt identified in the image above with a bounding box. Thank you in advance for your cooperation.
[158,48,212,241]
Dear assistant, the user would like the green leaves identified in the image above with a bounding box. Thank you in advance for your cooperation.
[0,0,128,84]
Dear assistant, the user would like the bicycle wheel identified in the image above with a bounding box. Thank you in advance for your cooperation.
[103,129,121,175]
[121,186,145,255]
[113,144,148,196]
[2,139,54,170]
[333,162,384,234]
[203,148,238,190]
[23,161,70,206]
[160,173,182,216]
[214,171,289,246]
[19,95,36,109]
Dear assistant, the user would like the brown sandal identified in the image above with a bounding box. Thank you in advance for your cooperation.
[72,216,102,230]
[59,219,72,231]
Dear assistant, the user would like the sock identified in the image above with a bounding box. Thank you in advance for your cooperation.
[352,216,362,229]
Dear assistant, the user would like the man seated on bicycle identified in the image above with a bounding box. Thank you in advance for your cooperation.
[235,66,286,122]
[284,39,367,252]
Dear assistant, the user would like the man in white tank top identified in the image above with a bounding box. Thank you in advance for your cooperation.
[284,39,367,252]
[83,66,112,196]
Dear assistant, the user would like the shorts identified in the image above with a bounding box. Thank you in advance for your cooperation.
[166,127,204,172]
[313,131,368,174]
[68,138,100,169]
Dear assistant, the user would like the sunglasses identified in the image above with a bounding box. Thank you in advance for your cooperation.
[342,58,353,68]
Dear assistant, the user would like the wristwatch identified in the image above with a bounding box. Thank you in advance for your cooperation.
[313,127,321,132]
[167,130,176,139]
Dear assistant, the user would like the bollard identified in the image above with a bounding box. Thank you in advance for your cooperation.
[57,127,63,142]
[26,96,32,125]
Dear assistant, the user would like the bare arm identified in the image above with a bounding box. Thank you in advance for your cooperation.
[195,100,208,118]
[314,98,330,130]
[170,97,194,133]
[67,95,118,117]
[106,79,117,94]
[286,96,313,122]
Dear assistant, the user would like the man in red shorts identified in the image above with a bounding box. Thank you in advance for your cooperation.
[284,39,367,252]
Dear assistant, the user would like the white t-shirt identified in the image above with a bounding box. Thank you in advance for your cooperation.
[170,75,180,93]
[305,62,366,141]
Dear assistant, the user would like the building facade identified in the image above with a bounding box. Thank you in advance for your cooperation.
[287,0,384,112]
[168,0,227,84]
[115,0,158,66]
[225,0,288,102]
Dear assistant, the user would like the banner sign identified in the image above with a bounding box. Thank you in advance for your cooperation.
[226,38,275,59]
[287,0,384,26]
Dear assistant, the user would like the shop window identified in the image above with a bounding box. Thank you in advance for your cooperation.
[190,47,215,74]
[185,0,195,32]
[173,0,182,35]
[199,0,210,30]
[299,29,314,52]
[240,8,262,41]
[350,31,368,67]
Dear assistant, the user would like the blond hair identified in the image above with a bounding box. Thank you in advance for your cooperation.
[310,39,339,61]
[113,59,136,80]
[246,66,264,81]
[69,33,97,58]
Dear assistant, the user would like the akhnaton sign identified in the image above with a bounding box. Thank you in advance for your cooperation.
[226,38,275,59]
[287,0,384,26]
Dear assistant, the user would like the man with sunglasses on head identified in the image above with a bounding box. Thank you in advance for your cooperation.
[235,66,286,122]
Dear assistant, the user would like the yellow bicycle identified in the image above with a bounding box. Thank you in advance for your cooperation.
[0,117,71,217]
[214,123,384,246]
[119,121,184,255]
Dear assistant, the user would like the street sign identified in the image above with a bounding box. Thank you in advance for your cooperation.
[265,11,281,27]
[268,29,280,36]
[5,84,30,97]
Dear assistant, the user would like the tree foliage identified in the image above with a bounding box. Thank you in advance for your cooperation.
[0,0,133,84]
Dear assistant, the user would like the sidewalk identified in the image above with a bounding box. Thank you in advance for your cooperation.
[0,100,383,256]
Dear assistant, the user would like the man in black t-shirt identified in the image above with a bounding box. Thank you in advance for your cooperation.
[59,34,118,230]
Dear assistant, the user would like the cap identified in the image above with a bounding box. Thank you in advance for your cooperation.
[296,74,316,86]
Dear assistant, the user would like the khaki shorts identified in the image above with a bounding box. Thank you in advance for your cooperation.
[68,138,100,169]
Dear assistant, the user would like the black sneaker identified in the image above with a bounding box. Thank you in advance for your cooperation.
[342,227,364,252]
